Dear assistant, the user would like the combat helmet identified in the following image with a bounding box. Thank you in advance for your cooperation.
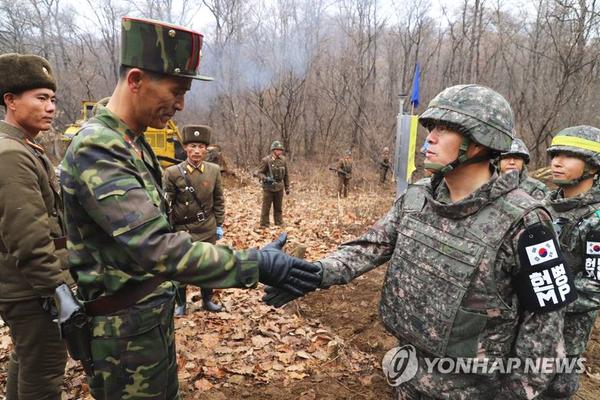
[270,140,284,151]
[547,125,600,186]
[500,137,530,164]
[419,84,514,175]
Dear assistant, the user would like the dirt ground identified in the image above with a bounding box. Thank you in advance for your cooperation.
[1,167,600,399]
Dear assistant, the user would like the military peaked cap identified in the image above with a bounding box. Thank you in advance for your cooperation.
[121,17,213,81]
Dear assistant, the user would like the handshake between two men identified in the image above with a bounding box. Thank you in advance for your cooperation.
[257,233,321,307]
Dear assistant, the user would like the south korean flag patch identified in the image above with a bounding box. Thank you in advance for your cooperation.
[585,230,600,281]
[515,223,577,313]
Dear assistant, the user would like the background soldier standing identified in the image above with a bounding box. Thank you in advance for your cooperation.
[337,150,353,197]
[0,53,69,400]
[256,140,289,227]
[266,85,574,399]
[498,137,547,200]
[164,125,224,314]
[379,146,391,183]
[540,126,600,399]
[59,17,321,399]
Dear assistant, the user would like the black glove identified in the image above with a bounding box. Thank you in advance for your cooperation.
[263,286,301,308]
[257,233,322,296]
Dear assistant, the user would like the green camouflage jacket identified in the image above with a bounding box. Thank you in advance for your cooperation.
[544,185,600,355]
[60,106,257,304]
[319,172,568,399]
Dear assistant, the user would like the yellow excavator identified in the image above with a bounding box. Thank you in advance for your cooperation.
[62,100,185,167]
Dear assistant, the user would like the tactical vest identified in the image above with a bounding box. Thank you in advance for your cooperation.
[380,184,541,358]
[546,192,600,356]
[549,201,600,273]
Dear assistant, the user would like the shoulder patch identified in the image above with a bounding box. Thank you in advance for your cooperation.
[585,229,600,281]
[514,223,577,312]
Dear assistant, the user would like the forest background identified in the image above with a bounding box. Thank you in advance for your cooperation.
[1,0,599,169]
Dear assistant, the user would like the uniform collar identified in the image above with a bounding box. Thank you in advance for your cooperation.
[0,121,45,153]
[93,105,139,144]
[546,183,600,212]
[427,169,518,219]
[186,159,204,173]
[0,120,28,141]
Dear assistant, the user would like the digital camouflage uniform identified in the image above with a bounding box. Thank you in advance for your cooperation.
[380,148,391,184]
[540,126,600,399]
[305,85,573,399]
[60,19,258,400]
[337,154,353,197]
[256,141,289,226]
[164,125,224,313]
[0,54,69,400]
[500,138,547,201]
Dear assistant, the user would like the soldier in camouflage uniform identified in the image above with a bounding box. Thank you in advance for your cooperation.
[337,150,353,197]
[379,146,392,183]
[0,53,70,400]
[164,125,224,314]
[499,137,547,200]
[266,85,575,399]
[539,126,600,399]
[256,140,290,227]
[59,17,321,400]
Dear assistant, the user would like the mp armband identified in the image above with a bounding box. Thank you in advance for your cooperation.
[514,223,577,312]
[584,229,600,281]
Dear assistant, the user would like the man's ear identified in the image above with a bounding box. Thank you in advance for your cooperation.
[467,142,489,158]
[126,68,144,93]
[3,93,17,110]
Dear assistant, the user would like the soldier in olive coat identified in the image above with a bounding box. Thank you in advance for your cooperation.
[256,140,290,227]
[379,146,392,183]
[0,53,70,400]
[337,150,353,197]
[164,125,225,314]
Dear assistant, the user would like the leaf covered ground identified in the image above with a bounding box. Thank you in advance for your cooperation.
[0,164,599,399]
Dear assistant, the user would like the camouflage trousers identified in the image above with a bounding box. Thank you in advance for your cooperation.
[394,384,435,400]
[0,298,67,400]
[337,176,350,197]
[260,189,284,226]
[87,296,179,400]
[537,370,580,399]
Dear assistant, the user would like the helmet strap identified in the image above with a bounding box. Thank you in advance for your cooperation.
[425,136,491,176]
[553,165,596,187]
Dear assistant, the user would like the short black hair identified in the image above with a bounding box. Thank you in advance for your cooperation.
[119,65,164,81]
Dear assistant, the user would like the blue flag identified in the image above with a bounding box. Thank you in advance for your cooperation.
[410,63,420,108]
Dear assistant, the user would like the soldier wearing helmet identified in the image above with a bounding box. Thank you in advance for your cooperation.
[255,140,290,227]
[59,17,321,399]
[264,85,573,399]
[540,125,600,399]
[379,146,392,184]
[336,149,353,197]
[498,137,547,200]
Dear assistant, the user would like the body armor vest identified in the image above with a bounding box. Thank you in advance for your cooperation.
[380,183,540,358]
